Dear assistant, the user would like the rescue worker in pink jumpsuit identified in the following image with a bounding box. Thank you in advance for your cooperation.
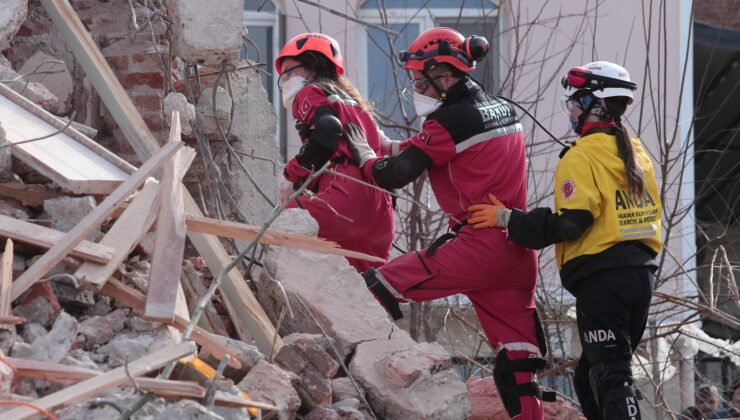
[275,33,395,272]
[344,27,553,419]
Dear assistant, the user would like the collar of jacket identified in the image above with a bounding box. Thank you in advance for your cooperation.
[441,76,480,104]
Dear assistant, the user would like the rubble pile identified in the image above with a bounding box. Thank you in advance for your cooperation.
[0,0,586,419]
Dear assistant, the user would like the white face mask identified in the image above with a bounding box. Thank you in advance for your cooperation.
[413,90,442,117]
[279,76,306,109]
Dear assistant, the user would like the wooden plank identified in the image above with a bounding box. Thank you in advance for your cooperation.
[0,214,114,264]
[214,392,279,411]
[0,316,25,325]
[0,84,132,194]
[40,0,280,354]
[100,278,242,369]
[2,342,196,419]
[7,357,205,397]
[74,179,160,289]
[146,115,196,322]
[0,240,15,331]
[11,140,183,300]
[185,216,386,263]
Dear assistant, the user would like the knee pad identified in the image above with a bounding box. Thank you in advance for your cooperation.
[492,348,555,418]
[362,268,403,320]
[590,359,642,419]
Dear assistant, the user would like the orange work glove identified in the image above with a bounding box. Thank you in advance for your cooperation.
[467,193,511,229]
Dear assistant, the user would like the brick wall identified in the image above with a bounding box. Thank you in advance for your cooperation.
[694,0,740,30]
[8,0,171,165]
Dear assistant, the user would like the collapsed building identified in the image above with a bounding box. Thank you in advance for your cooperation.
[0,1,586,419]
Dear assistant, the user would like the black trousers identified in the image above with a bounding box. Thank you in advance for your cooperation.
[572,266,655,420]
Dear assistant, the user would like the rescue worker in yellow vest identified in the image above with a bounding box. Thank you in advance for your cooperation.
[466,61,662,420]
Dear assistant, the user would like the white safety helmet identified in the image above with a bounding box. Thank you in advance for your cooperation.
[561,61,636,103]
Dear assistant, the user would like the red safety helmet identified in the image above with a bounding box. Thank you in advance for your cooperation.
[275,33,344,76]
[399,27,489,73]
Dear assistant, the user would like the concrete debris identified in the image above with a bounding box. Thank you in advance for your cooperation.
[28,310,78,363]
[77,316,115,349]
[305,406,343,420]
[163,91,196,136]
[0,122,13,182]
[55,389,169,420]
[14,282,61,328]
[96,326,180,368]
[156,399,224,420]
[0,56,59,112]
[238,359,301,420]
[221,66,281,224]
[19,322,47,344]
[0,0,27,51]
[43,196,102,241]
[201,335,265,382]
[258,209,472,419]
[0,197,32,221]
[0,358,13,397]
[165,0,242,67]
[332,377,367,403]
[195,85,232,136]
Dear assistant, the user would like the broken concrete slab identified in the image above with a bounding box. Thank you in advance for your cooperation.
[77,316,115,349]
[0,358,13,397]
[195,86,231,136]
[163,92,195,136]
[96,326,180,368]
[331,377,366,403]
[259,209,472,419]
[0,0,27,51]
[19,321,47,344]
[256,211,395,360]
[0,122,12,182]
[165,0,242,67]
[14,282,61,327]
[305,406,342,420]
[0,197,32,221]
[0,56,59,112]
[282,333,340,379]
[350,334,471,420]
[156,399,224,420]
[200,335,265,382]
[237,359,301,420]
[214,66,279,224]
[43,196,102,241]
[28,310,78,363]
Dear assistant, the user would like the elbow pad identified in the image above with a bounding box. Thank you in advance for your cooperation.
[309,106,342,150]
[371,146,433,190]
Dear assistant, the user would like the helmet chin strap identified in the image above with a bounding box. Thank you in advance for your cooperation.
[575,93,598,134]
[422,69,447,102]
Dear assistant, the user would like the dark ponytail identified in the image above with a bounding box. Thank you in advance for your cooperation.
[604,98,645,198]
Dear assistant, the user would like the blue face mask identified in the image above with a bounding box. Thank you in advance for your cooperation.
[569,115,580,133]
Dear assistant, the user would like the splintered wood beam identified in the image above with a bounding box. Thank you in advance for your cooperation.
[0,239,15,331]
[185,216,387,263]
[0,183,67,207]
[101,277,242,369]
[74,179,160,289]
[7,357,205,398]
[11,139,183,301]
[2,341,196,419]
[146,113,196,322]
[0,214,114,264]
[40,0,280,354]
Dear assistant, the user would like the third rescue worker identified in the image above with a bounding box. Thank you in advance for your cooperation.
[345,27,553,420]
[467,62,662,420]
